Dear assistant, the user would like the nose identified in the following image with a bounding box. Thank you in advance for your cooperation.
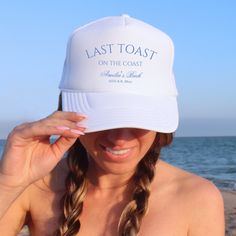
[106,128,134,146]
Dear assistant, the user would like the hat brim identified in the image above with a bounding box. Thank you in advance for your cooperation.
[61,91,178,133]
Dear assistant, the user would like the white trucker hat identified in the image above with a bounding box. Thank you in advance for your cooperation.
[59,15,178,133]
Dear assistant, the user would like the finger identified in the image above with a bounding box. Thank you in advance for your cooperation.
[11,122,86,140]
[41,118,87,131]
[49,111,88,122]
[56,126,86,136]
[51,136,78,160]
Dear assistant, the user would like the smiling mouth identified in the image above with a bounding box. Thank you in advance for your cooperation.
[100,145,132,156]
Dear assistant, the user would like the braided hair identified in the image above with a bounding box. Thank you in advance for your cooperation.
[55,94,173,235]
[118,133,172,235]
[54,139,88,235]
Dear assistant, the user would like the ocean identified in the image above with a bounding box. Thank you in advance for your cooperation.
[0,136,235,191]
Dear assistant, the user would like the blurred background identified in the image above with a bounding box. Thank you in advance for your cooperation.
[0,0,235,138]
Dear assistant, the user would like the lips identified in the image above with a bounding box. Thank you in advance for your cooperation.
[99,144,133,161]
[105,146,131,155]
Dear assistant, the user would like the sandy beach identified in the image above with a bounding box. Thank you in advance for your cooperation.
[223,191,236,236]
[18,190,236,236]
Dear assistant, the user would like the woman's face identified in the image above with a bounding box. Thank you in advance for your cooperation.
[79,128,157,175]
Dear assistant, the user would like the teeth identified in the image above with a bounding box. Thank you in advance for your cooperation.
[106,147,130,155]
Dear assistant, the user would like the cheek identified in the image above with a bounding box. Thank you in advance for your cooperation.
[79,136,94,152]
[79,135,100,157]
[139,132,157,153]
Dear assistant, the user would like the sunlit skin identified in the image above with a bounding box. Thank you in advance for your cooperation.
[0,112,225,235]
[80,128,156,189]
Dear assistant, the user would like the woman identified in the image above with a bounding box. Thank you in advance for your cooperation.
[0,15,224,235]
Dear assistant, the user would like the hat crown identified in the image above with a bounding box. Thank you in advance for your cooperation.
[59,15,177,97]
[59,15,179,133]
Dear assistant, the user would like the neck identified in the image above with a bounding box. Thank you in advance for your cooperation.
[87,159,135,196]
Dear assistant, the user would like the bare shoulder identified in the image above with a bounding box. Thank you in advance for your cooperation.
[156,160,223,197]
[154,160,225,235]
[0,159,68,234]
[0,183,30,234]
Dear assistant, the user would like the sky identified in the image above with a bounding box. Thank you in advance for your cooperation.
[0,0,235,138]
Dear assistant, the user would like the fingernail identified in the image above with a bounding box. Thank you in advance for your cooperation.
[76,123,87,128]
[70,129,85,135]
[56,126,70,130]
[76,113,88,118]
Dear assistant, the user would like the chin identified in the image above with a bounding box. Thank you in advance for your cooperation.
[96,161,137,176]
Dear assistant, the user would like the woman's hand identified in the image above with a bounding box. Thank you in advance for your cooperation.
[0,111,87,190]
